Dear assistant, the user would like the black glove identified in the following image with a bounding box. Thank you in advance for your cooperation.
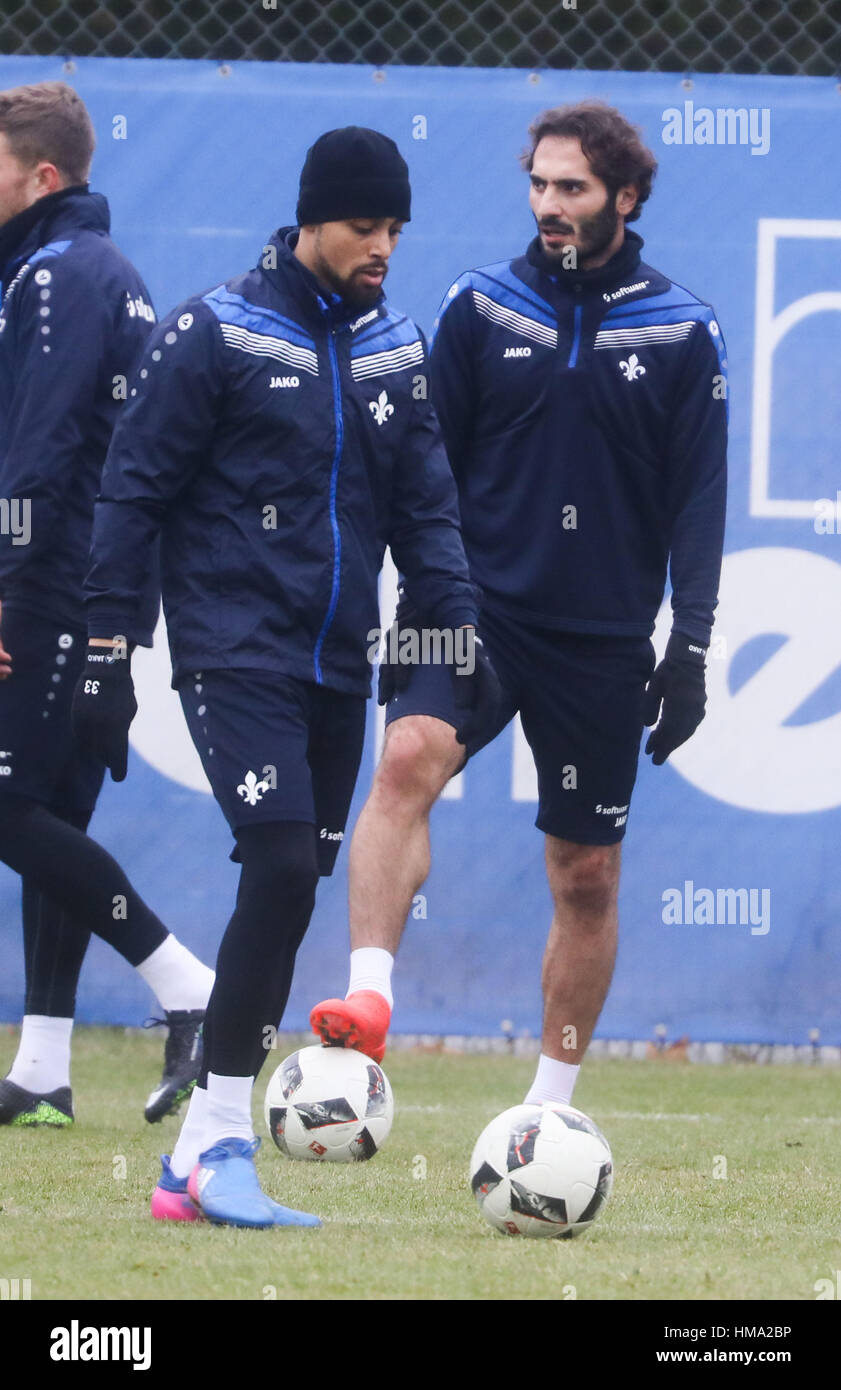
[377,617,412,706]
[450,631,502,747]
[376,616,501,747]
[643,631,707,766]
[71,641,137,782]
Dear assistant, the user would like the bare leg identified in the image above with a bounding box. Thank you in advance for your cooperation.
[348,715,463,952]
[310,714,463,1056]
[540,837,622,1064]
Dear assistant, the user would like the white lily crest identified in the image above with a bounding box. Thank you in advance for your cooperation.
[369,389,394,426]
[620,353,645,381]
[237,770,271,806]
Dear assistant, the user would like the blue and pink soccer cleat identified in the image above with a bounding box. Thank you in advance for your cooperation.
[150,1153,204,1222]
[186,1137,322,1229]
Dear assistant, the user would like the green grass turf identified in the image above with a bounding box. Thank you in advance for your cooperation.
[0,1026,839,1301]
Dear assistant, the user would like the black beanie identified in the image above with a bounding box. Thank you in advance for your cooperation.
[296,127,411,225]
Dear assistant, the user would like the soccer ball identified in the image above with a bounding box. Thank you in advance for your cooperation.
[469,1103,613,1238]
[264,1045,394,1162]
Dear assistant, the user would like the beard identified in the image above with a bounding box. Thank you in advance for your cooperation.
[311,252,387,308]
[538,192,621,268]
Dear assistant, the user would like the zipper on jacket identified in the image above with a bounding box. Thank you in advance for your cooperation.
[567,302,582,368]
[313,324,344,685]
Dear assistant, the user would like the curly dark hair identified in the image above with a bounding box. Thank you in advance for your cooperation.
[521,100,657,223]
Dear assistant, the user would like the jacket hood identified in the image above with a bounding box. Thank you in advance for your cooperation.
[261,225,387,325]
[0,185,110,283]
[526,226,644,292]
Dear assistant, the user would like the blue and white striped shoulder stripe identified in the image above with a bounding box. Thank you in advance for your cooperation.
[219,322,319,375]
[594,320,696,350]
[350,338,425,381]
[471,289,557,349]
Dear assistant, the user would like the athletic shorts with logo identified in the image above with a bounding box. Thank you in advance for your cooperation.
[0,605,105,817]
[384,602,656,845]
[178,669,366,876]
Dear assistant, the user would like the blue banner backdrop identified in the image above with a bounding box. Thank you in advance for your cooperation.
[0,56,839,1043]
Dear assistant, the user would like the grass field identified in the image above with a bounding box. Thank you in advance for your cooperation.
[1,1025,839,1302]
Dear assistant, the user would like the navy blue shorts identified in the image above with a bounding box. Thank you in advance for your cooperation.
[0,604,104,817]
[385,603,656,845]
[178,669,366,876]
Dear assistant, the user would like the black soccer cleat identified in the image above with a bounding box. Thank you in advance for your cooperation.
[0,1077,74,1127]
[144,1009,205,1124]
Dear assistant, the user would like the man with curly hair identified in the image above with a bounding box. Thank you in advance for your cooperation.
[312,102,728,1107]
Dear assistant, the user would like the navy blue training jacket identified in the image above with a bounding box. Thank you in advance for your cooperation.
[86,229,478,695]
[429,229,728,645]
[0,186,158,637]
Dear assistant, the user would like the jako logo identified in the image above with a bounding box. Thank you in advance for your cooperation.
[270,375,299,388]
[504,346,531,358]
[662,880,771,936]
[50,1321,151,1370]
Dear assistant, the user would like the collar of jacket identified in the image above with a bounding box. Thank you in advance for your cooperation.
[0,184,109,284]
[260,225,387,329]
[525,226,644,296]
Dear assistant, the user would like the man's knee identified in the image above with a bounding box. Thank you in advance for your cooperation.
[545,839,621,919]
[376,716,462,808]
[235,821,319,905]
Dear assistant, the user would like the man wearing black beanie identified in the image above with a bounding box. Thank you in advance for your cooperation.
[73,127,498,1228]
[295,127,412,306]
[293,127,411,310]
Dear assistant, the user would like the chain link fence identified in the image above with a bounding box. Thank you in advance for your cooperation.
[1,0,839,75]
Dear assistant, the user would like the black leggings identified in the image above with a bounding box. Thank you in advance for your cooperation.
[22,806,92,1017]
[198,821,319,1085]
[0,799,169,988]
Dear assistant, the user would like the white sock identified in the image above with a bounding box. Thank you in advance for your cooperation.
[524,1053,580,1107]
[168,1086,209,1180]
[202,1072,255,1152]
[7,1015,73,1092]
[347,947,394,1009]
[135,934,215,1013]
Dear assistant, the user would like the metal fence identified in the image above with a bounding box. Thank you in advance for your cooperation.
[1,0,839,75]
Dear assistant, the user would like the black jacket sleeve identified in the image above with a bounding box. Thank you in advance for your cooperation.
[0,257,108,592]
[387,333,478,629]
[665,316,728,645]
[85,304,225,642]
[428,282,478,486]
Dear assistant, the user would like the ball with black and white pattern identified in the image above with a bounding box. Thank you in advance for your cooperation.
[265,1045,394,1162]
[469,1103,613,1238]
